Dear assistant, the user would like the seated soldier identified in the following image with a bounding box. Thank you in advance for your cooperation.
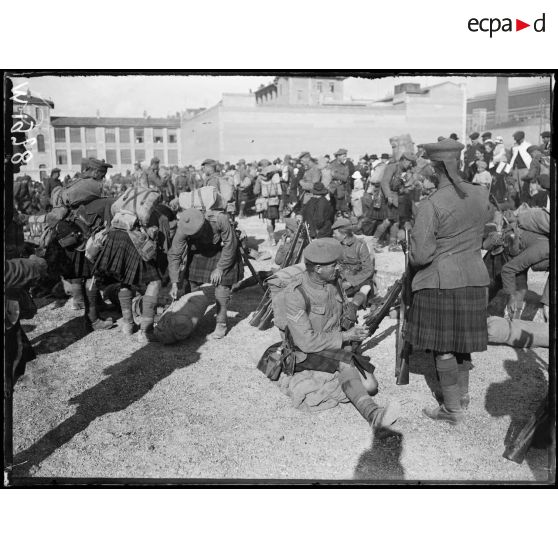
[284,238,400,429]
[331,217,374,304]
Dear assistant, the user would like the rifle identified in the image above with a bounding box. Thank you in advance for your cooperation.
[503,399,548,463]
[257,225,309,330]
[232,224,266,292]
[249,219,305,327]
[395,230,412,385]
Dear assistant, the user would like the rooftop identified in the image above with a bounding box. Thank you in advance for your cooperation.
[13,92,55,108]
[50,116,181,128]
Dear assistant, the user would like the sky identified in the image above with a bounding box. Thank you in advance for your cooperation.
[10,73,550,118]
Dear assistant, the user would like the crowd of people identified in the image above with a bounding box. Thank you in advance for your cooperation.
[6,128,551,442]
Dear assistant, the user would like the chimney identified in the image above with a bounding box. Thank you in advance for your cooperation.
[495,77,509,125]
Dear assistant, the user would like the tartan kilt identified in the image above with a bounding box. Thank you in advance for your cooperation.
[368,189,389,220]
[381,196,399,221]
[45,237,94,279]
[406,286,488,353]
[264,204,280,220]
[186,247,244,286]
[93,229,161,287]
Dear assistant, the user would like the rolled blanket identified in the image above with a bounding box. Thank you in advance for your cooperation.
[487,316,549,348]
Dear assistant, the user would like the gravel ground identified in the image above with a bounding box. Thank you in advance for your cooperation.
[12,216,552,483]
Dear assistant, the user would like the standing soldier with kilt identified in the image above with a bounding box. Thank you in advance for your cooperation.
[406,139,493,424]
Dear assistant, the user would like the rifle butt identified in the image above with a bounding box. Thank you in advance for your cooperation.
[258,306,274,330]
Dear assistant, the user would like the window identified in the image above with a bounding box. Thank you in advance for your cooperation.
[85,128,96,143]
[135,149,145,162]
[37,134,45,152]
[168,130,177,143]
[69,127,81,143]
[134,129,144,144]
[329,82,335,93]
[54,128,66,143]
[297,89,303,102]
[105,128,116,143]
[120,149,132,164]
[154,149,165,163]
[119,128,131,143]
[317,81,323,93]
[39,164,47,182]
[56,150,68,165]
[168,150,178,165]
[35,107,42,120]
[154,132,164,144]
[86,149,97,159]
[106,149,117,165]
[71,150,82,165]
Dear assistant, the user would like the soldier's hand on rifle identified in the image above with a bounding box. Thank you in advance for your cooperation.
[170,282,179,300]
[342,325,368,342]
[210,268,223,286]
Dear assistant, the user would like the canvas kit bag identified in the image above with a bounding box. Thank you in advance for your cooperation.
[111,185,161,226]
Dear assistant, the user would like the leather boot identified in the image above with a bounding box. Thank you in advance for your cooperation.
[423,384,464,424]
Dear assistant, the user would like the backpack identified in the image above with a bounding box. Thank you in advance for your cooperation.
[266,263,307,331]
[178,186,223,212]
[62,178,103,208]
[369,163,386,184]
[111,185,161,226]
[152,291,209,344]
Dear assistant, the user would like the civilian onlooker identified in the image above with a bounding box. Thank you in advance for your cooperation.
[473,160,492,189]
[509,130,532,206]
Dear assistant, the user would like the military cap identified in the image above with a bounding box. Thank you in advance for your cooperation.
[369,154,378,160]
[312,182,328,195]
[421,139,465,162]
[484,139,495,148]
[481,132,492,139]
[437,136,446,142]
[400,152,417,163]
[303,238,343,265]
[449,133,459,141]
[513,130,525,140]
[526,145,542,155]
[380,153,390,160]
[334,148,348,156]
[51,167,61,173]
[541,131,550,139]
[262,164,278,175]
[258,158,271,167]
[179,208,205,235]
[150,157,160,165]
[298,151,310,160]
[469,132,480,140]
[202,158,217,167]
[88,157,113,170]
[237,158,246,165]
[284,154,292,160]
[332,217,353,230]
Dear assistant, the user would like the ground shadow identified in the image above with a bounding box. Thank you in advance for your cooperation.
[353,428,405,481]
[30,316,91,355]
[13,329,207,478]
[484,348,551,482]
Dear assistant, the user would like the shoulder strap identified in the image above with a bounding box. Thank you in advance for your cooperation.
[196,187,206,212]
[294,284,311,315]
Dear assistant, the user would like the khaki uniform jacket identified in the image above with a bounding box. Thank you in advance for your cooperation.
[339,236,374,287]
[410,178,492,291]
[167,211,238,283]
[285,272,344,354]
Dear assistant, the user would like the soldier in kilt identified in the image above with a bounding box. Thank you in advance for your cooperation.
[167,208,243,339]
[406,139,493,424]
[46,159,116,331]
[93,203,173,343]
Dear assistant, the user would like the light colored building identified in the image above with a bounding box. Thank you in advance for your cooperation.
[466,80,552,143]
[12,89,182,181]
[50,116,182,177]
[182,81,466,164]
[255,76,346,105]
